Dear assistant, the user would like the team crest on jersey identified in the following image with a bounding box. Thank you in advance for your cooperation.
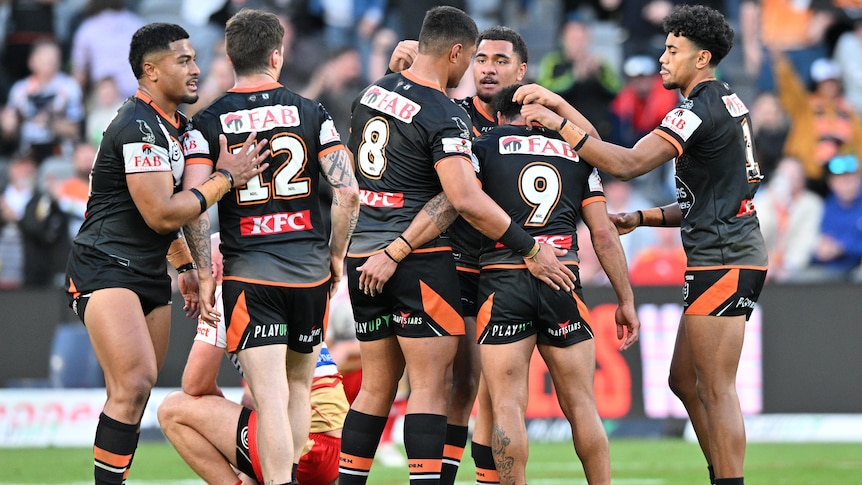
[137,120,156,143]
[219,105,300,134]
[360,86,421,123]
[497,135,579,162]
[722,94,749,118]
[661,107,701,142]
[452,117,471,139]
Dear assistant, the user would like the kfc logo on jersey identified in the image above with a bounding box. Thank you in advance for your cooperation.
[722,93,749,118]
[442,137,472,155]
[123,142,172,174]
[219,105,300,134]
[360,85,421,123]
[661,107,702,141]
[359,189,404,208]
[535,235,573,249]
[497,135,579,162]
[240,210,312,235]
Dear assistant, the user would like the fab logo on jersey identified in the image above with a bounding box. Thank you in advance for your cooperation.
[123,142,172,174]
[359,85,421,123]
[218,105,300,134]
[497,135,579,161]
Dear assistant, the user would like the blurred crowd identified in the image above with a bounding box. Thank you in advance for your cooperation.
[1,0,861,289]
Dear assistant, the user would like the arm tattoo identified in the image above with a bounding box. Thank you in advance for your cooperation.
[491,424,516,485]
[423,192,458,232]
[322,149,356,191]
[183,217,212,272]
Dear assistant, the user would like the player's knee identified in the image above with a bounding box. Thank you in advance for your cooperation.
[668,370,694,400]
[156,391,185,428]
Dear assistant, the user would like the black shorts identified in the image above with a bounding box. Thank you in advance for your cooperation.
[65,244,171,323]
[236,407,263,483]
[347,250,465,341]
[683,266,767,318]
[457,268,480,318]
[477,268,593,347]
[222,279,329,354]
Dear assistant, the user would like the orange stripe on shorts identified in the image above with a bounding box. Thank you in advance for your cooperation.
[686,268,740,315]
[227,291,250,352]
[476,293,494,340]
[420,280,465,336]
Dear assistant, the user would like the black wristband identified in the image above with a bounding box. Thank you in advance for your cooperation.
[176,262,196,274]
[637,210,644,227]
[660,207,667,226]
[189,188,208,214]
[383,249,400,263]
[573,132,589,151]
[217,168,234,187]
[397,235,414,251]
[498,220,536,256]
[559,117,568,131]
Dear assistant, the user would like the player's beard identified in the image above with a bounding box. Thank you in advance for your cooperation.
[181,94,199,105]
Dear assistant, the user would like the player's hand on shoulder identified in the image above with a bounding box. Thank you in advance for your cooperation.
[215,132,270,187]
[388,40,419,73]
[524,243,576,293]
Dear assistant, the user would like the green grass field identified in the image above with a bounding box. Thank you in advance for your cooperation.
[1,439,861,484]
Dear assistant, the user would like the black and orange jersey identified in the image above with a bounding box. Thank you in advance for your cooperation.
[473,124,605,268]
[72,90,187,279]
[447,96,498,270]
[183,82,345,285]
[347,72,474,255]
[653,79,768,268]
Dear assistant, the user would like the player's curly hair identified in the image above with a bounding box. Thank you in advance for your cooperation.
[478,26,529,65]
[663,4,734,67]
[129,23,190,79]
[491,84,523,121]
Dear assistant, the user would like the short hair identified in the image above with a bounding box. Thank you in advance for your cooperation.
[477,26,529,65]
[129,23,190,79]
[418,6,478,57]
[663,4,734,66]
[225,9,285,77]
[491,84,523,121]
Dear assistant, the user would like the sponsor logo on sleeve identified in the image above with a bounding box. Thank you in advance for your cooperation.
[182,129,210,156]
[661,108,701,142]
[123,142,172,173]
[722,93,750,118]
[442,137,472,155]
[359,86,421,123]
[319,118,341,145]
[219,105,300,134]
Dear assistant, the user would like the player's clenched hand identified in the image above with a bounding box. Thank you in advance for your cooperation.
[178,270,201,319]
[388,40,419,73]
[357,252,397,297]
[215,132,270,187]
[616,301,640,351]
[524,243,576,292]
[609,212,639,235]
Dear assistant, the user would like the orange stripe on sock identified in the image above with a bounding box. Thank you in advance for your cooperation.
[476,467,500,483]
[408,458,442,473]
[476,293,494,340]
[93,447,132,468]
[339,452,374,470]
[226,291,249,352]
[443,444,464,460]
[686,268,740,315]
[420,280,465,336]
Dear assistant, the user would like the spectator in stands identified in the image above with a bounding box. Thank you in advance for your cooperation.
[749,92,790,179]
[806,153,862,280]
[71,0,144,99]
[833,14,862,115]
[1,0,56,93]
[0,152,36,288]
[51,141,96,239]
[1,40,84,164]
[628,227,686,286]
[300,47,365,137]
[754,156,824,282]
[609,55,679,204]
[84,76,124,146]
[308,0,385,81]
[740,0,835,93]
[537,15,620,140]
[773,51,862,196]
